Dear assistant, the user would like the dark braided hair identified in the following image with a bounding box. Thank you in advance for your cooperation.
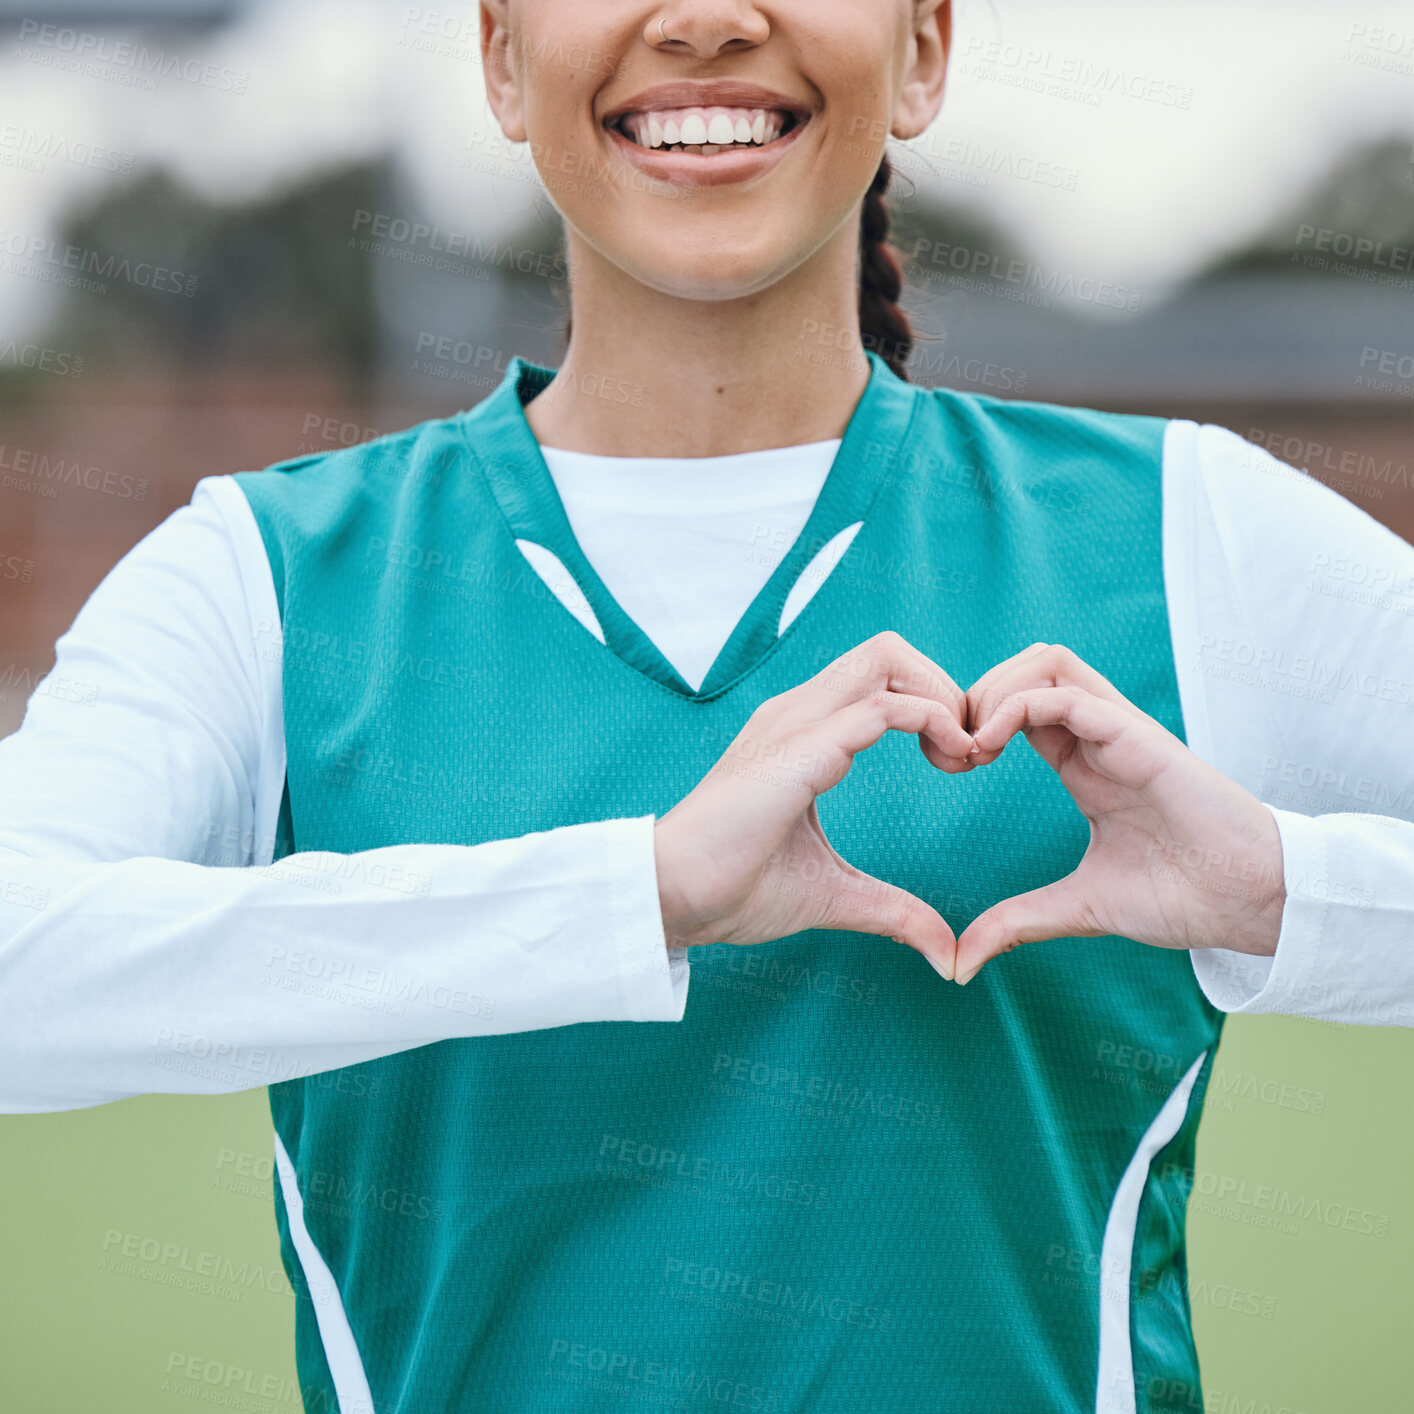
[858,151,914,380]
[561,150,913,379]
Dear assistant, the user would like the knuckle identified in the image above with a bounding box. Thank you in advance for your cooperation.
[977,686,1006,718]
[753,690,790,720]
[868,629,907,665]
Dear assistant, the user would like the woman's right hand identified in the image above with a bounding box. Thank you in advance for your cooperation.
[653,632,976,980]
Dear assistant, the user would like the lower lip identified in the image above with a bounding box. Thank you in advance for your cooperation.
[604,118,809,188]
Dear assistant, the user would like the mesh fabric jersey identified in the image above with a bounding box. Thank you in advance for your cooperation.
[235,352,1220,1414]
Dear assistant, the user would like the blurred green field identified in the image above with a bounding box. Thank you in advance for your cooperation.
[0,1012,1408,1413]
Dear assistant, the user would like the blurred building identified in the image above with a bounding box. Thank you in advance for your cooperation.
[1,127,1411,733]
[0,0,241,22]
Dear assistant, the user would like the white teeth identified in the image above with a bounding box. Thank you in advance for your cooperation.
[619,106,799,151]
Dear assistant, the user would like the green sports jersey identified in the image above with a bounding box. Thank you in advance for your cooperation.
[235,351,1222,1414]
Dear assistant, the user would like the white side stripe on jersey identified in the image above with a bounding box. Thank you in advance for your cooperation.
[1095,1051,1208,1414]
[273,1131,377,1414]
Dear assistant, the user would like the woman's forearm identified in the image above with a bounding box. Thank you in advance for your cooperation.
[0,819,686,1113]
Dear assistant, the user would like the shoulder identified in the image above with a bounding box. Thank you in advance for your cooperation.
[232,414,468,532]
[227,413,473,614]
[920,383,1165,447]
[906,382,1170,498]
[1169,418,1413,582]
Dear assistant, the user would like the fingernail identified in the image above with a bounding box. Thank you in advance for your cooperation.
[926,955,954,983]
[955,966,977,986]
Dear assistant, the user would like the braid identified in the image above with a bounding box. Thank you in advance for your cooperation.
[858,152,914,380]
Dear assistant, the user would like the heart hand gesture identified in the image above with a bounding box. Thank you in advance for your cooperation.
[653,632,976,979]
[953,643,1286,984]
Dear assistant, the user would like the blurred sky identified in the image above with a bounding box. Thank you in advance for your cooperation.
[1,0,1412,340]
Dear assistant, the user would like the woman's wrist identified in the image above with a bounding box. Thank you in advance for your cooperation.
[653,814,712,951]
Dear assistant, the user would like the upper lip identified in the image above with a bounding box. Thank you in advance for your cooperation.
[601,81,813,125]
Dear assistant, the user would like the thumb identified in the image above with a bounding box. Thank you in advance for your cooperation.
[953,876,1094,985]
[825,873,957,981]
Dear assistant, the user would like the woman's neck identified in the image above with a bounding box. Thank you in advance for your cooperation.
[524,220,871,457]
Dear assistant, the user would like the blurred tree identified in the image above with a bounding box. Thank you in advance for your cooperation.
[1204,135,1414,278]
[42,155,393,397]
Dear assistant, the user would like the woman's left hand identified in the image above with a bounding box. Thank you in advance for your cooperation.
[953,643,1287,986]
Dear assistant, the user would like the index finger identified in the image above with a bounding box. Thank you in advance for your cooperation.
[811,629,967,719]
[810,630,974,761]
[966,642,1137,747]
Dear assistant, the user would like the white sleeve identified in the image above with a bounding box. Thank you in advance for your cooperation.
[0,476,688,1115]
[1164,420,1414,1026]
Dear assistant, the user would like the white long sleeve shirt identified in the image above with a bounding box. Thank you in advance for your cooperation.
[1,418,1411,1113]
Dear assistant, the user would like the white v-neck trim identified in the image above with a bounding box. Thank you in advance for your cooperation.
[537,440,841,691]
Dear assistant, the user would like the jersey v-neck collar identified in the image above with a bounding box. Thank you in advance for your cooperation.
[461,350,921,702]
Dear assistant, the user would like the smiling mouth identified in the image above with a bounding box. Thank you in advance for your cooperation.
[606,105,805,156]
